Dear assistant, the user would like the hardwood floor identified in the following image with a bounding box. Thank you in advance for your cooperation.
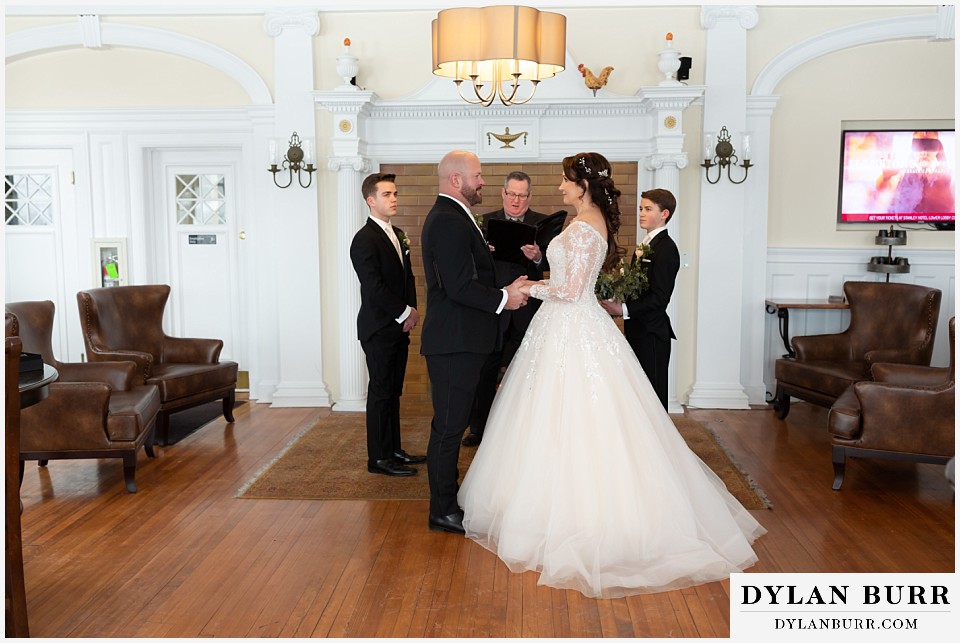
[15,398,954,637]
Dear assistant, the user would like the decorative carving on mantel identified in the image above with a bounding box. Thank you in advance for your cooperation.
[328,156,369,173]
[645,154,689,171]
[487,127,529,149]
[263,9,320,37]
[701,6,759,30]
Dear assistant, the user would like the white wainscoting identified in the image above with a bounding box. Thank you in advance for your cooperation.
[763,246,956,399]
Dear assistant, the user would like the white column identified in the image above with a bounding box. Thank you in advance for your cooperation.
[638,87,703,413]
[315,88,379,411]
[264,9,331,407]
[329,156,371,411]
[741,96,780,405]
[688,5,758,409]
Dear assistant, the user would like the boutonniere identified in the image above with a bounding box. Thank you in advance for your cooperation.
[635,242,653,264]
[395,228,411,255]
[473,213,485,231]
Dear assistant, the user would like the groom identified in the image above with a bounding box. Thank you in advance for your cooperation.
[420,150,528,535]
[601,188,680,409]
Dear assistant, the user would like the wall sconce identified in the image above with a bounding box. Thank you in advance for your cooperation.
[269,132,316,189]
[431,5,566,107]
[701,126,752,184]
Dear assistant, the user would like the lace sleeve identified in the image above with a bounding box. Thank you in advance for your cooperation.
[529,222,604,302]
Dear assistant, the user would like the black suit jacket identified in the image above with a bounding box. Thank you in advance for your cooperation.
[420,195,504,356]
[623,230,680,343]
[349,218,417,342]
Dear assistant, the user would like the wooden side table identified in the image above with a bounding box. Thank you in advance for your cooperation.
[6,354,57,639]
[765,299,850,358]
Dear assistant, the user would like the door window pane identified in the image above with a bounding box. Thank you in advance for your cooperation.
[5,174,53,226]
[175,173,226,225]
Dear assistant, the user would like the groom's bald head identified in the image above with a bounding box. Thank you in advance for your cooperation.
[438,150,484,207]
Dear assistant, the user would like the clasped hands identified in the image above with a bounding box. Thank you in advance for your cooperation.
[504,276,542,310]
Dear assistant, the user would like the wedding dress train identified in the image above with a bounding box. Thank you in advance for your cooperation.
[458,221,765,598]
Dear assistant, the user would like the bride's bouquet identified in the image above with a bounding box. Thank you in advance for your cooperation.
[595,242,653,302]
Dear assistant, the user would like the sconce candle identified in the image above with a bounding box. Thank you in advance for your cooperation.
[701,125,753,185]
[268,131,317,189]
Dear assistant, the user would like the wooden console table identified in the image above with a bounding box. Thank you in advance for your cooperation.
[765,299,850,358]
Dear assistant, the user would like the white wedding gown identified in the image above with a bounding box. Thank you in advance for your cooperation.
[458,221,766,599]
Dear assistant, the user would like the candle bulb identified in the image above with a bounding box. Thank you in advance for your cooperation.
[703,135,713,161]
[269,140,277,166]
[303,140,312,164]
[742,134,751,161]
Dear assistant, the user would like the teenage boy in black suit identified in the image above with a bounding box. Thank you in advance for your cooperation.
[463,171,547,447]
[350,172,424,477]
[600,188,681,410]
[420,151,529,534]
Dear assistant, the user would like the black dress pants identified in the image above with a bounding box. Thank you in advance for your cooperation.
[632,333,671,411]
[360,328,409,462]
[425,351,487,516]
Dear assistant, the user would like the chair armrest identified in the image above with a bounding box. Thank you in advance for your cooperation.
[864,347,926,368]
[56,361,137,391]
[792,333,852,361]
[854,380,955,453]
[871,362,949,387]
[162,336,222,364]
[86,348,153,380]
[20,382,113,451]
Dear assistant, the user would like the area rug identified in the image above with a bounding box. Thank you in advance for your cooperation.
[238,414,771,510]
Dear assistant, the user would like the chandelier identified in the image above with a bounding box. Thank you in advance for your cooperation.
[432,5,566,107]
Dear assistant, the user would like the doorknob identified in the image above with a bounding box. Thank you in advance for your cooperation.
[239,231,246,240]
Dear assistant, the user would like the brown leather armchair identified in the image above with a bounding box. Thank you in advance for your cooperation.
[77,285,238,445]
[773,281,941,419]
[6,301,161,493]
[828,317,954,490]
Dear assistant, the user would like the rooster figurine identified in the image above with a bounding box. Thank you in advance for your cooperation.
[578,64,614,97]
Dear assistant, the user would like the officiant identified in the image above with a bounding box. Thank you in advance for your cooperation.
[464,171,548,447]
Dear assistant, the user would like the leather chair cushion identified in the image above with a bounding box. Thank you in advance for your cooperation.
[828,385,861,439]
[775,359,868,398]
[147,361,238,403]
[106,385,162,442]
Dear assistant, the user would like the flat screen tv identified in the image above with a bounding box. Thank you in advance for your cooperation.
[837,120,955,229]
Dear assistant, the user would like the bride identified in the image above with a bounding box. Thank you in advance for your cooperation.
[457,152,765,599]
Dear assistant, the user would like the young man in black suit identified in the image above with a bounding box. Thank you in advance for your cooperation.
[463,171,546,447]
[420,151,528,534]
[350,172,425,477]
[600,188,681,410]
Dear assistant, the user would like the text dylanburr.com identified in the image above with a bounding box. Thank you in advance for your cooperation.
[730,573,957,641]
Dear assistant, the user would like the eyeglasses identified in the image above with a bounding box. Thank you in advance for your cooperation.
[504,191,530,200]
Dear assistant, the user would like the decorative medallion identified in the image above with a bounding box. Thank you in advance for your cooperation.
[663,115,677,130]
[338,119,352,134]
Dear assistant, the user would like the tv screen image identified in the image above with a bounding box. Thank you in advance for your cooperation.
[837,128,955,224]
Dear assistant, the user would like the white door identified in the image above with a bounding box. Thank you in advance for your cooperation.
[4,148,84,360]
[147,150,243,366]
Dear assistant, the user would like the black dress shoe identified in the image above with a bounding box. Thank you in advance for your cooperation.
[461,433,482,447]
[367,459,415,477]
[429,511,466,535]
[392,449,426,465]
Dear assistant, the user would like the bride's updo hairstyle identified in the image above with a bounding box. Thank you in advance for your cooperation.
[562,152,624,271]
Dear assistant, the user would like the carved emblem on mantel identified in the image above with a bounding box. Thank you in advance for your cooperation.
[486,127,529,149]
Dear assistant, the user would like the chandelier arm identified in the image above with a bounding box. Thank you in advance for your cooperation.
[454,80,484,105]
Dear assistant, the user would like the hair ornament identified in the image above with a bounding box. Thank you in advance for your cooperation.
[578,156,591,174]
[604,187,613,204]
[597,169,609,178]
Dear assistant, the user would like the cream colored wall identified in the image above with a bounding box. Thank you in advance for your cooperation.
[5,6,953,406]
[767,38,955,249]
[750,5,954,250]
[4,16,272,108]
